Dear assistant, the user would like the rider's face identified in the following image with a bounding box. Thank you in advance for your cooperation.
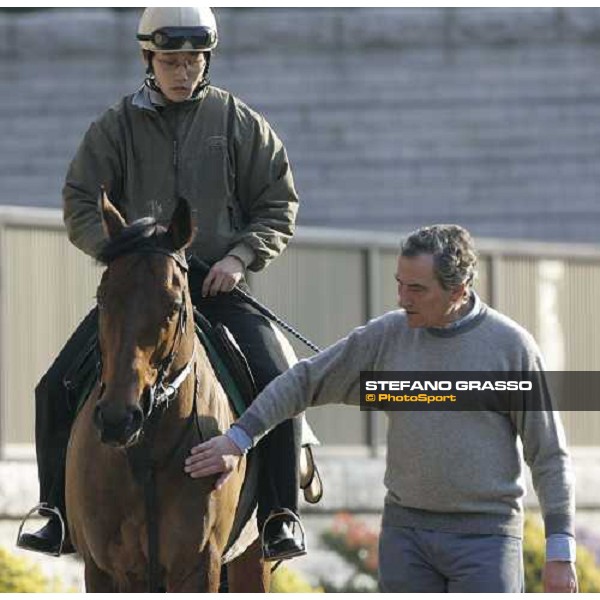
[152,52,206,103]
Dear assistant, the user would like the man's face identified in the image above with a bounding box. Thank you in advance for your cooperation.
[395,254,465,328]
[152,52,206,103]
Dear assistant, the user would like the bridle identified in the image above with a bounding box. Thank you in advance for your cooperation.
[140,248,195,420]
[100,244,198,423]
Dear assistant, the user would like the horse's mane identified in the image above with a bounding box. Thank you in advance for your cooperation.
[97,217,168,265]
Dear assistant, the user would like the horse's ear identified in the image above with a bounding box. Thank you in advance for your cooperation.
[100,188,126,240]
[168,198,194,251]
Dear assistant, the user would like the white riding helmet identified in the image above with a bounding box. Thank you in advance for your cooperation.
[137,7,218,53]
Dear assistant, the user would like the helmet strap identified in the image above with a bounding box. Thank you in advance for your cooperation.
[143,50,156,77]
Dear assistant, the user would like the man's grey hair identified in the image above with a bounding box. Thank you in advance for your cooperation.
[399,224,478,291]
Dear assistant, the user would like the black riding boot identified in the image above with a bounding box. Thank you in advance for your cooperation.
[17,374,74,555]
[17,308,98,556]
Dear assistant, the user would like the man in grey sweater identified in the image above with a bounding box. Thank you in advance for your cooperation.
[184,224,577,593]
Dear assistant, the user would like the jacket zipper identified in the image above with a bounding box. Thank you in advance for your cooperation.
[173,139,179,200]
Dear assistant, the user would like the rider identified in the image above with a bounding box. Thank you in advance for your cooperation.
[18,6,305,562]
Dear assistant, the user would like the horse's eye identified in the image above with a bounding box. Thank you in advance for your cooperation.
[96,293,106,311]
[168,301,183,318]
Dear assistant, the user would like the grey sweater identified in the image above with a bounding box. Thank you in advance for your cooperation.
[237,304,575,538]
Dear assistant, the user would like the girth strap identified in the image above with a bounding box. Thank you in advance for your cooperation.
[144,462,160,593]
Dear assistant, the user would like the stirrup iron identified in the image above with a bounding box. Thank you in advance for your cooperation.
[16,503,66,557]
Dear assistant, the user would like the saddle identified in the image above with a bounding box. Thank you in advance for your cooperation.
[193,309,256,417]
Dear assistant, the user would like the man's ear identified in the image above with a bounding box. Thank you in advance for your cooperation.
[100,188,126,240]
[449,282,468,303]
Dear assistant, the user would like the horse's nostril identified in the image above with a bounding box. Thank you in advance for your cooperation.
[93,405,104,430]
[128,406,144,434]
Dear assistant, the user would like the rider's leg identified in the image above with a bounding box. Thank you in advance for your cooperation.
[191,287,304,561]
[18,307,98,555]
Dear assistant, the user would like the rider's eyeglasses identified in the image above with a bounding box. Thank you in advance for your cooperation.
[137,27,216,51]
[154,55,205,71]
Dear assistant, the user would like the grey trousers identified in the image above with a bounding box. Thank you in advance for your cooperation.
[378,525,525,593]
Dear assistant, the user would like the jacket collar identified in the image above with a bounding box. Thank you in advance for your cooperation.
[132,80,208,112]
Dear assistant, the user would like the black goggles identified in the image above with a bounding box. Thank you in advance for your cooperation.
[137,27,216,51]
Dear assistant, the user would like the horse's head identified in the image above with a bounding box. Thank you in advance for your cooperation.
[93,192,195,447]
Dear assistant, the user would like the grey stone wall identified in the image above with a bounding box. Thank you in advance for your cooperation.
[2,8,600,243]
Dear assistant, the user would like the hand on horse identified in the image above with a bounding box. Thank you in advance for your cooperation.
[185,434,243,490]
[543,561,578,593]
[201,255,244,297]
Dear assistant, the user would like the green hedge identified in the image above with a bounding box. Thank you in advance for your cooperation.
[271,565,323,593]
[0,546,68,592]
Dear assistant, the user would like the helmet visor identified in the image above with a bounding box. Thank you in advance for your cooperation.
[137,27,216,51]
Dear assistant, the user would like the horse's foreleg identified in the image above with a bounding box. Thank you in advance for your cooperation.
[84,559,117,593]
[168,544,222,592]
[228,538,271,593]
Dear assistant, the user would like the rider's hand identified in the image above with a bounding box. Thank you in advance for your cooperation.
[185,434,243,490]
[201,256,244,297]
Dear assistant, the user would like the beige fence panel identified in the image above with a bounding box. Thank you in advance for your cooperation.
[1,210,600,454]
[0,215,102,451]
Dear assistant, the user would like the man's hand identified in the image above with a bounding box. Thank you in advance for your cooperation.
[543,561,578,593]
[201,256,244,297]
[184,434,243,490]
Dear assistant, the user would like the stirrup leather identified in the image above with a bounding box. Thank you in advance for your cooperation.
[261,508,307,561]
[300,444,323,504]
[16,503,66,557]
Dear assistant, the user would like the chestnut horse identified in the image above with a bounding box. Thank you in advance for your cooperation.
[65,194,269,592]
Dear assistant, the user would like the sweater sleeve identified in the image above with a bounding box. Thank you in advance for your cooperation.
[235,316,388,445]
[511,347,576,537]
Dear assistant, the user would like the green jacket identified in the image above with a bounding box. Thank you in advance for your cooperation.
[63,85,299,271]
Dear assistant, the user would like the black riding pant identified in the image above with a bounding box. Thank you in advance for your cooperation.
[35,273,301,526]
